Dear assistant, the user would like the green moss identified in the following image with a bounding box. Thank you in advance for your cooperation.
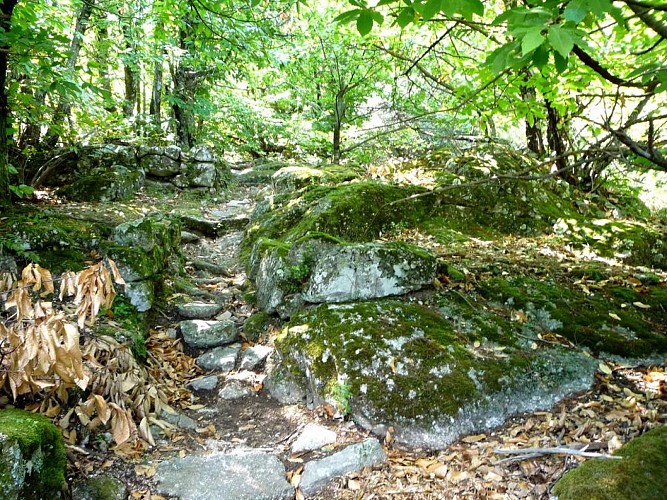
[436,290,519,346]
[243,311,271,342]
[553,426,667,500]
[276,300,547,423]
[0,208,114,271]
[477,276,667,357]
[0,408,66,499]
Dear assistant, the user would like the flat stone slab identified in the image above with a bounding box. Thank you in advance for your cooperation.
[176,302,224,319]
[239,345,273,371]
[299,439,387,496]
[180,319,238,349]
[218,380,255,400]
[291,423,337,454]
[156,452,293,500]
[187,376,218,392]
[162,412,197,431]
[196,344,241,371]
[72,475,127,500]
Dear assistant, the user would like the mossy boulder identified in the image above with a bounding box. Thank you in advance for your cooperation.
[275,300,596,449]
[104,215,182,311]
[0,408,66,499]
[478,276,667,359]
[253,238,436,317]
[271,165,360,193]
[56,165,144,202]
[0,209,115,274]
[552,425,667,500]
[553,217,667,270]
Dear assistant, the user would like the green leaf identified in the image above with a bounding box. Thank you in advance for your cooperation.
[521,28,545,55]
[422,0,442,21]
[532,44,549,69]
[564,0,588,23]
[356,10,374,36]
[441,0,484,19]
[554,52,569,73]
[334,9,362,24]
[548,25,574,58]
[396,7,416,28]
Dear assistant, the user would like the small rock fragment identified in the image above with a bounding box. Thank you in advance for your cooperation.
[299,439,387,496]
[187,376,218,391]
[291,423,337,454]
[218,380,254,400]
[196,344,241,371]
[176,302,224,319]
[239,345,273,371]
[180,319,238,348]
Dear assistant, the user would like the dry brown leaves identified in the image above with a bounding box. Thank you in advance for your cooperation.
[0,261,176,454]
[145,328,202,409]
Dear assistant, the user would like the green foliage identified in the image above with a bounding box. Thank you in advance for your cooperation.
[110,297,147,362]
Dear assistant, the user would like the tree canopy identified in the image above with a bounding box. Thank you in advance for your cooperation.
[0,0,666,203]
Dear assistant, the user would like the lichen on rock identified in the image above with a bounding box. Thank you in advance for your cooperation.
[275,300,597,449]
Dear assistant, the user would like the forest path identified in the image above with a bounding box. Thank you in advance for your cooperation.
[67,164,667,500]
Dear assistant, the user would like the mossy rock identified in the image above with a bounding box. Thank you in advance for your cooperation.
[252,237,437,316]
[276,300,596,449]
[271,164,361,193]
[555,218,667,270]
[243,311,271,342]
[0,408,66,499]
[552,425,667,500]
[57,165,144,202]
[0,209,115,274]
[477,276,667,359]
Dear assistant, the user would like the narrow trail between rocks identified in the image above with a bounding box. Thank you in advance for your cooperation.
[67,164,667,500]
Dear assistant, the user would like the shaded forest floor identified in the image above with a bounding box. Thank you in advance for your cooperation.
[3,157,667,499]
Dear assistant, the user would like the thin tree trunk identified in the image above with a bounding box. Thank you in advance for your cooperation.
[0,0,19,205]
[149,21,164,128]
[121,17,139,118]
[43,0,95,148]
[333,88,346,164]
[522,87,544,155]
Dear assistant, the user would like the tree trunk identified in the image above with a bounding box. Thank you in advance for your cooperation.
[520,82,544,155]
[149,21,164,128]
[121,16,139,119]
[332,88,346,164]
[43,0,95,148]
[96,25,112,94]
[172,65,194,149]
[545,99,576,184]
[171,25,195,149]
[0,0,19,205]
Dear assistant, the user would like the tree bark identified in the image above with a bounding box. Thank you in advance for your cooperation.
[43,0,95,148]
[120,15,139,118]
[0,0,19,205]
[332,88,347,164]
[149,21,164,128]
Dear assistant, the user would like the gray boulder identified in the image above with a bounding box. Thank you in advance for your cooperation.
[176,302,224,320]
[291,423,337,454]
[71,476,127,500]
[254,239,436,316]
[239,345,273,371]
[277,300,598,450]
[180,320,238,349]
[299,439,386,496]
[155,452,293,500]
[196,344,241,371]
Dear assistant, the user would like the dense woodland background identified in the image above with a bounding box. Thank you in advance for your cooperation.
[0,0,667,204]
